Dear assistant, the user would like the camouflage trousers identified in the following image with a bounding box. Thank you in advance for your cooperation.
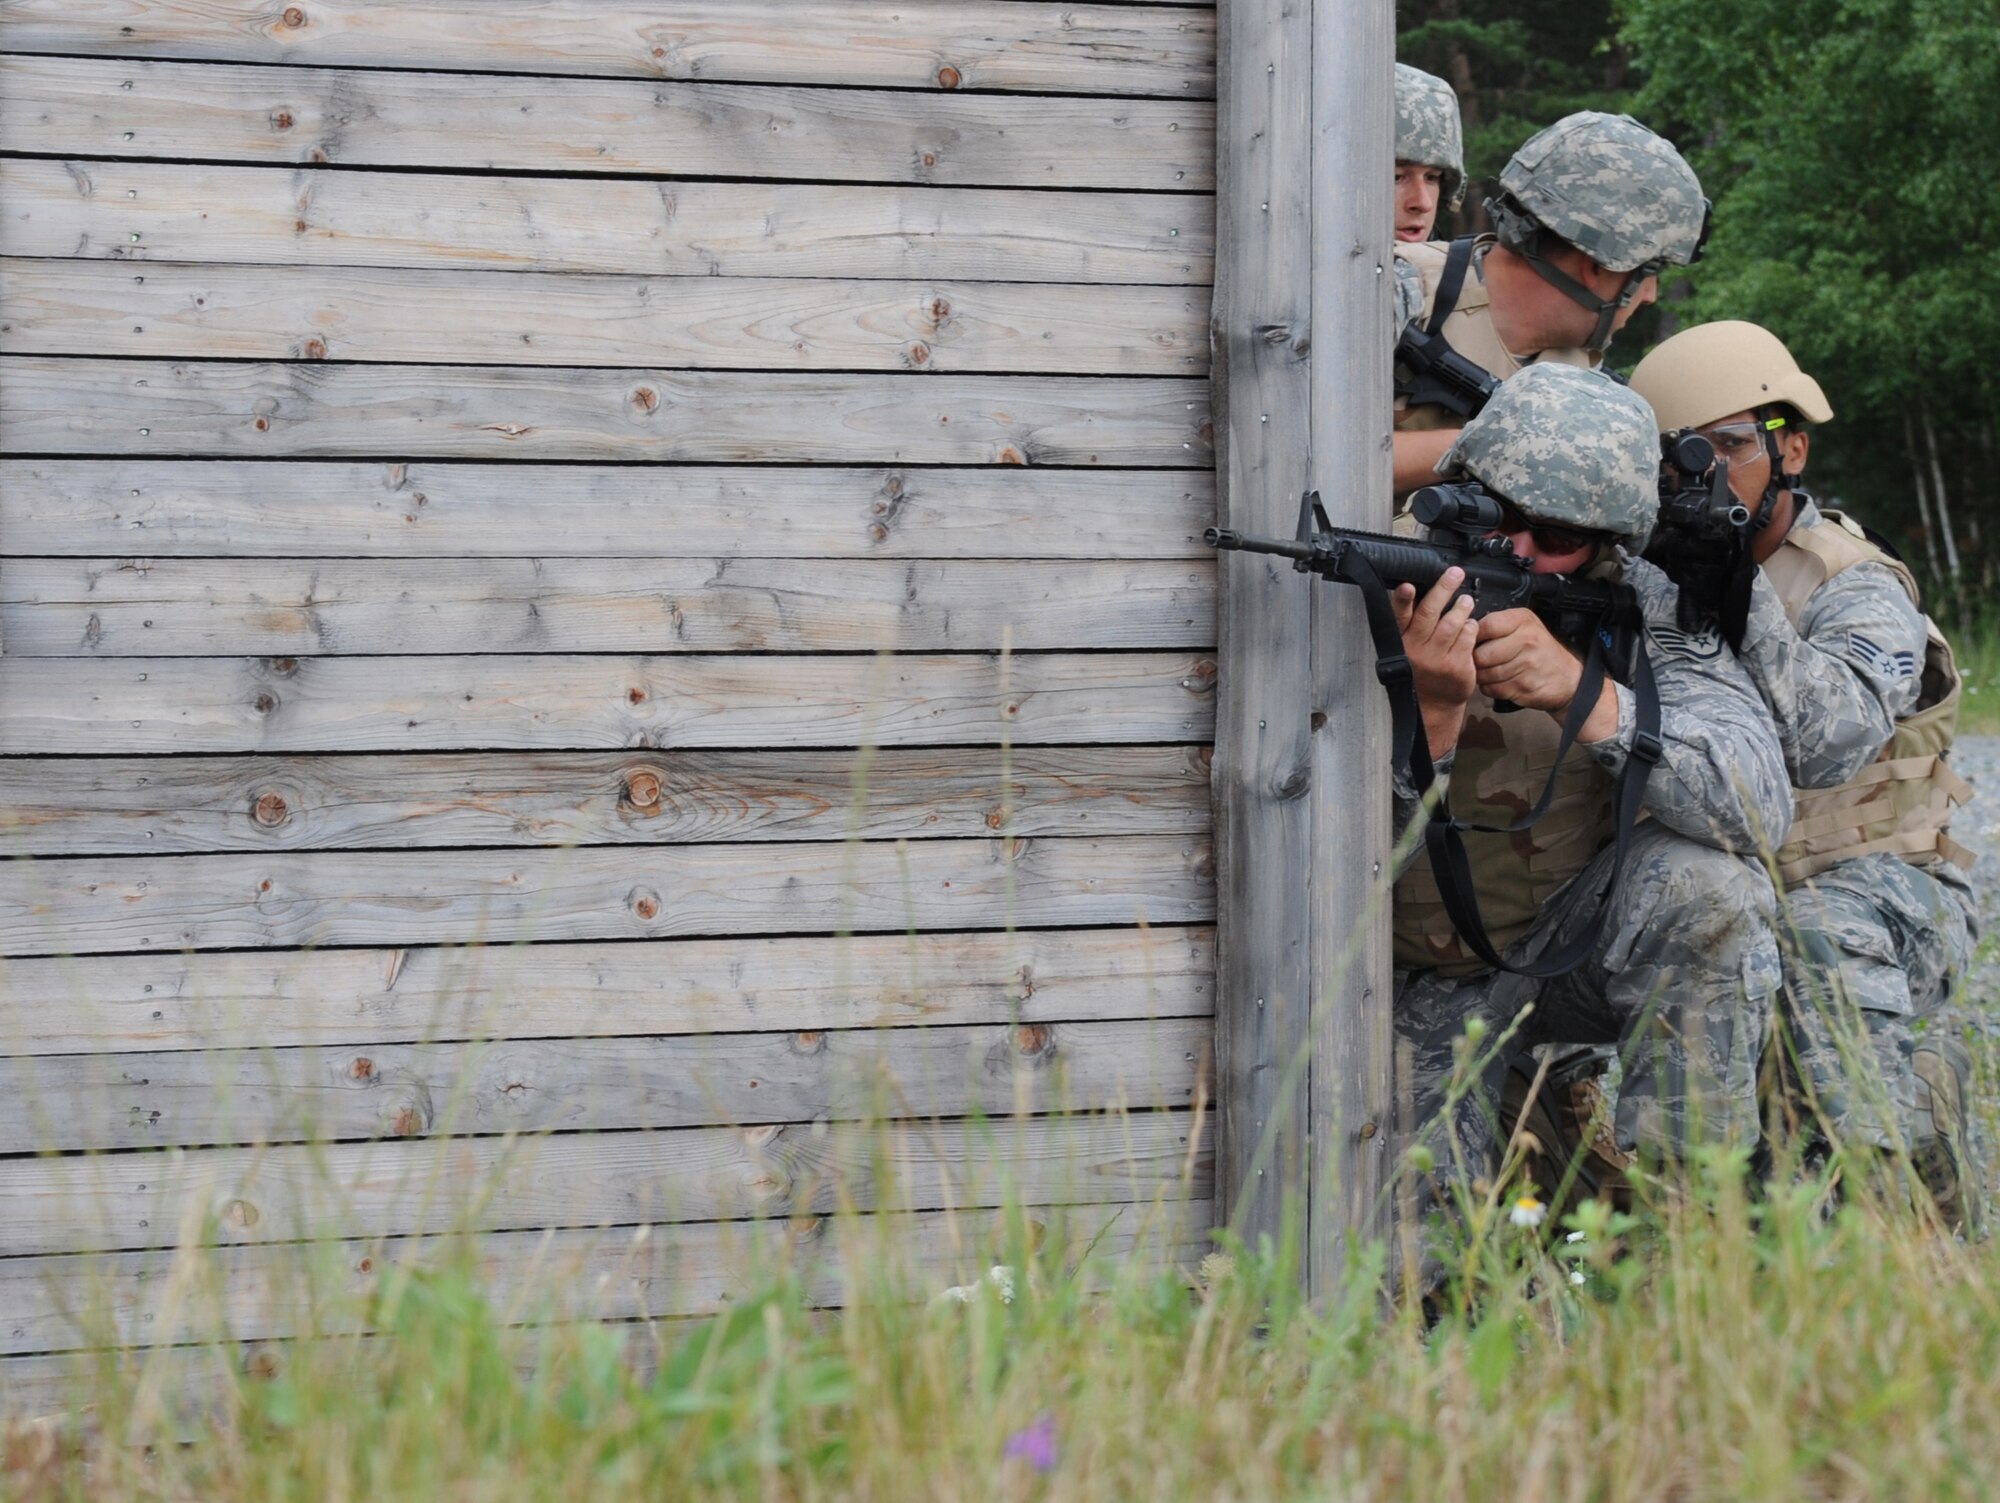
[1774,853,1984,1228]
[1397,823,1781,1209]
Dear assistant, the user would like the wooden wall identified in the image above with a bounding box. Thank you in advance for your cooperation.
[0,0,1217,1383]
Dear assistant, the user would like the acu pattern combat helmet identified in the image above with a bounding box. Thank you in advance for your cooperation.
[1395,63,1465,211]
[1441,363,1660,549]
[1488,111,1710,351]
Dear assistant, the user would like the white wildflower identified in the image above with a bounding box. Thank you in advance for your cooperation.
[1508,1194,1547,1229]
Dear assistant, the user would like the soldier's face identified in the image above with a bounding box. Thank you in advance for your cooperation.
[1395,163,1445,242]
[1697,409,1811,506]
[1490,500,1607,574]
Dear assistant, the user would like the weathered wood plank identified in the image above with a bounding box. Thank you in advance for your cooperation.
[0,651,1217,753]
[0,926,1215,1056]
[0,1017,1213,1152]
[0,1199,1214,1358]
[1,160,1214,284]
[0,556,1214,656]
[0,836,1215,954]
[0,260,1208,375]
[0,1,1217,97]
[0,461,1215,559]
[1208,0,1314,1248]
[0,357,1212,466]
[0,55,1215,190]
[0,1108,1212,1256]
[1305,0,1397,1296]
[0,747,1213,854]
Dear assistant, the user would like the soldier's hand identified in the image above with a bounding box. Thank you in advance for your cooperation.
[1393,569,1478,757]
[1394,570,1479,707]
[1475,610,1619,741]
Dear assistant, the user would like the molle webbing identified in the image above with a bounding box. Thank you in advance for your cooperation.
[1765,513,1969,883]
[1392,700,1618,974]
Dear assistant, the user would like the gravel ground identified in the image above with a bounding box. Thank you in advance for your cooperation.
[1945,734,2000,1025]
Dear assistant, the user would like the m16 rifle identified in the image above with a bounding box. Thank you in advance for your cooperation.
[1206,484,1639,651]
[1394,321,1499,420]
[1640,429,1756,648]
[1205,486,1662,980]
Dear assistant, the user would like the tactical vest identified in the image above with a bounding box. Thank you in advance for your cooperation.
[1393,237,1596,435]
[1392,695,1618,974]
[1761,512,1972,885]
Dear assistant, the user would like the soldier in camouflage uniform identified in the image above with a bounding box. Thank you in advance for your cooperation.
[1394,63,1463,246]
[1631,322,1984,1228]
[1393,112,1708,495]
[1389,364,1792,1230]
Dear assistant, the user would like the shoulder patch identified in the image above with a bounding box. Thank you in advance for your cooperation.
[1846,630,1917,681]
[1648,623,1725,662]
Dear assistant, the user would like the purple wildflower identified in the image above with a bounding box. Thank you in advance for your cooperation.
[1002,1412,1059,1474]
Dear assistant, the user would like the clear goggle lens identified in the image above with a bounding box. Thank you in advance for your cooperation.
[1693,416,1784,466]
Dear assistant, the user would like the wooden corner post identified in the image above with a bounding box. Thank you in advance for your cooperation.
[1212,0,1396,1290]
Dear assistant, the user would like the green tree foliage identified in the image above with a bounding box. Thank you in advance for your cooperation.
[1617,0,2000,589]
[1396,0,1637,238]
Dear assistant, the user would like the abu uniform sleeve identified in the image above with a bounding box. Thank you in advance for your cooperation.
[1580,557,1794,853]
[1737,559,1925,790]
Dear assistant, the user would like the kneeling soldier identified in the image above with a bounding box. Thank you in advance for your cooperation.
[1391,363,1793,1227]
[1631,322,1984,1229]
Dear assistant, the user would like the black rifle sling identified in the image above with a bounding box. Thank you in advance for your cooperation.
[1425,236,1478,337]
[1338,549,1665,979]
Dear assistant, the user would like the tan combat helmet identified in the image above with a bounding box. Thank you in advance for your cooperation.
[1395,63,1465,211]
[1627,320,1834,434]
[1630,320,1833,522]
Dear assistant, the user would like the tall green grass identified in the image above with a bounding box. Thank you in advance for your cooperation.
[7,1070,2000,1503]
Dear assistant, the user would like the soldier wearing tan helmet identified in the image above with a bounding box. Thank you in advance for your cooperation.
[1394,63,1464,246]
[1392,112,1711,496]
[1390,365,1791,1233]
[1630,320,1983,1229]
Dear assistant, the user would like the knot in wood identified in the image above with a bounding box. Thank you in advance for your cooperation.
[348,1056,374,1081]
[998,447,1025,466]
[266,656,299,677]
[252,691,278,716]
[244,1348,282,1381]
[251,792,290,827]
[625,770,662,809]
[626,686,647,705]
[929,297,951,322]
[629,886,662,921]
[936,64,962,89]
[254,417,270,431]
[906,342,930,367]
[790,1030,828,1055]
[272,110,295,131]
[358,1256,373,1274]
[1014,1023,1054,1057]
[921,151,938,168]
[302,337,326,359]
[224,1198,260,1229]
[281,6,306,27]
[631,387,659,412]
[389,1105,426,1137]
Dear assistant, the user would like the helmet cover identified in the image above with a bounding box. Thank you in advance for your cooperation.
[1441,363,1662,548]
[1395,63,1466,211]
[1496,111,1708,272]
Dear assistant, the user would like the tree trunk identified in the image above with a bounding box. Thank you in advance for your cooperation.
[1919,401,1964,591]
[1905,408,1945,585]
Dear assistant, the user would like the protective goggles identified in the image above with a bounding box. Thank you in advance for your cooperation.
[1492,498,1610,556]
[1694,415,1787,467]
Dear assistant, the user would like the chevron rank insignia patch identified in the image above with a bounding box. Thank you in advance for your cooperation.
[1846,631,1917,680]
[1648,623,1725,661]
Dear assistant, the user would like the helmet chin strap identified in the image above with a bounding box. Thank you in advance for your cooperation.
[1751,409,1801,531]
[1485,196,1647,353]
